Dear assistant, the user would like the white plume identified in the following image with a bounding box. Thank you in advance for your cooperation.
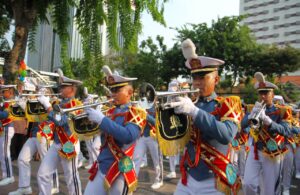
[57,68,64,77]
[102,65,112,76]
[181,39,198,60]
[254,72,265,83]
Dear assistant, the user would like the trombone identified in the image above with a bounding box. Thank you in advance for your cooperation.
[138,82,199,110]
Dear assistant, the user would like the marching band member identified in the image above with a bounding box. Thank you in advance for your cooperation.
[9,84,59,195]
[37,70,83,195]
[84,65,147,195]
[172,39,242,195]
[242,72,292,195]
[133,103,164,189]
[293,107,300,179]
[0,84,17,186]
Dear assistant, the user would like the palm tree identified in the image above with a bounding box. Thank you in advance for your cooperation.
[0,0,167,83]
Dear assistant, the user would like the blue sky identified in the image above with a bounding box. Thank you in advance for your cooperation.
[139,0,240,48]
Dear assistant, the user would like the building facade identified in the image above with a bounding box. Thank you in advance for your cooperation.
[240,0,300,48]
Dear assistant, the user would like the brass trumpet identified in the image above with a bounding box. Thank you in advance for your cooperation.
[20,93,61,97]
[53,99,113,114]
[249,101,266,129]
[138,82,199,110]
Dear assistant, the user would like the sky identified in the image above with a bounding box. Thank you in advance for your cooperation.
[139,0,240,48]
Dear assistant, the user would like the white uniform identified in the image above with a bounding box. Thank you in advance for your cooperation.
[168,154,180,173]
[281,144,294,192]
[243,146,282,195]
[85,135,101,166]
[17,137,59,189]
[37,142,81,195]
[0,126,14,179]
[133,136,163,183]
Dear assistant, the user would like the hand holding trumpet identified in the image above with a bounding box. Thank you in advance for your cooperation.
[170,96,199,119]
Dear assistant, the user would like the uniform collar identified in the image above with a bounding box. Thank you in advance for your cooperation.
[266,103,275,110]
[116,102,131,110]
[198,92,217,102]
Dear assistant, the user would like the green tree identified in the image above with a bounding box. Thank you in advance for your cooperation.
[245,44,300,77]
[0,0,167,84]
[174,16,257,86]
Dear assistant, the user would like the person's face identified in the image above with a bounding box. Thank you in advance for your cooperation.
[192,71,219,97]
[111,85,132,105]
[258,90,274,106]
[60,85,76,98]
[2,88,14,99]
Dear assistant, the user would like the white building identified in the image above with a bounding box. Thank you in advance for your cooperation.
[240,0,300,48]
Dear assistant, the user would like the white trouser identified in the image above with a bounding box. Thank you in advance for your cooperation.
[295,146,300,174]
[37,142,81,195]
[169,154,180,173]
[133,136,163,182]
[0,126,14,179]
[230,145,247,179]
[18,137,59,188]
[85,135,101,165]
[243,145,282,195]
[174,174,223,195]
[282,144,294,191]
[84,170,132,195]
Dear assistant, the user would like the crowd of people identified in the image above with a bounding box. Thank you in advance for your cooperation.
[0,38,299,195]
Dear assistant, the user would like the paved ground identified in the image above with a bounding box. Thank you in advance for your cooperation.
[1,155,300,195]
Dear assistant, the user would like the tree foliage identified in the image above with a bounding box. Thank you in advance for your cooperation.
[0,0,167,84]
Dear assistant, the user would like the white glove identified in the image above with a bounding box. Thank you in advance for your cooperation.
[84,95,94,105]
[85,107,105,124]
[170,96,199,119]
[259,110,273,126]
[16,97,27,110]
[249,101,263,119]
[37,95,51,110]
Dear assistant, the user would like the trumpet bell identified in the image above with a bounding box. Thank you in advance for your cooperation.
[69,113,100,139]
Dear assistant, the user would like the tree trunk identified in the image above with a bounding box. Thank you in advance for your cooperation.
[3,0,37,84]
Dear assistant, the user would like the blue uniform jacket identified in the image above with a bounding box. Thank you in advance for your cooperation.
[48,98,75,144]
[97,103,142,174]
[186,92,239,181]
[143,106,155,137]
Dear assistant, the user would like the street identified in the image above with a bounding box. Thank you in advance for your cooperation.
[1,155,300,195]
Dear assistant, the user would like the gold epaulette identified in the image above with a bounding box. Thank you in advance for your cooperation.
[275,104,292,124]
[128,106,147,131]
[246,104,254,114]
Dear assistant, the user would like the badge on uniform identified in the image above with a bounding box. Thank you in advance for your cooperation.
[231,139,239,147]
[118,156,133,173]
[225,164,237,185]
[42,125,52,135]
[62,141,75,154]
[266,139,278,152]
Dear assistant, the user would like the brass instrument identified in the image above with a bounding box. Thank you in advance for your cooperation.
[53,97,113,139]
[53,99,113,115]
[249,101,266,129]
[138,82,199,110]
[20,93,61,97]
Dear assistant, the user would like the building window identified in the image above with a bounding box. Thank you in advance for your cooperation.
[252,27,269,32]
[274,21,300,29]
[285,12,300,19]
[285,30,300,36]
[256,33,279,40]
[244,0,279,11]
[274,3,300,12]
[244,16,280,25]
